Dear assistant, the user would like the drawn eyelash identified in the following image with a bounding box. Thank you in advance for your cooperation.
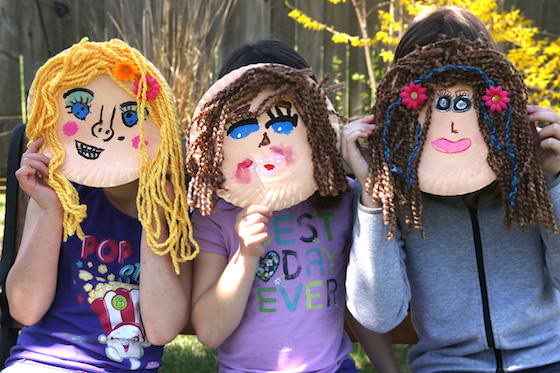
[119,103,149,117]
[435,89,452,97]
[455,90,471,98]
[65,96,92,112]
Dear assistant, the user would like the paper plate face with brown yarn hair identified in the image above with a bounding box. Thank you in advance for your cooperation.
[47,74,161,187]
[191,63,341,211]
[417,83,496,195]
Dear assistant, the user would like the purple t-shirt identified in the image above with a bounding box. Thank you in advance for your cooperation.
[6,185,163,372]
[192,182,355,373]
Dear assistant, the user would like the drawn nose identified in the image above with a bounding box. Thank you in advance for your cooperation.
[258,132,271,148]
[91,106,115,142]
[451,121,459,134]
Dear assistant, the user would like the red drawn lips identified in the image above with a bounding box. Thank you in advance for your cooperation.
[431,138,472,153]
[264,164,275,171]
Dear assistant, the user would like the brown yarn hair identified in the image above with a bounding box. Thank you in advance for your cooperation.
[187,64,348,215]
[367,36,558,237]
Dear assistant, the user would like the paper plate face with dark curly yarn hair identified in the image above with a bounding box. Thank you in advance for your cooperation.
[190,63,341,211]
[417,83,496,195]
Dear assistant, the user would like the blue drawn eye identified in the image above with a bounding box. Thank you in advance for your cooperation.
[453,96,472,113]
[228,123,260,140]
[122,110,138,127]
[271,121,295,135]
[435,95,452,112]
[70,102,90,120]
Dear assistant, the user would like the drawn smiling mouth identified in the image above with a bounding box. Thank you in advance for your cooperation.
[431,138,471,154]
[75,140,104,160]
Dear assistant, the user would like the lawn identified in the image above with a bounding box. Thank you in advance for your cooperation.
[161,336,410,372]
[0,191,410,371]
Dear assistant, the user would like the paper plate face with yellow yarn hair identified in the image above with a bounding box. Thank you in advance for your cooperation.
[191,63,341,211]
[44,74,161,187]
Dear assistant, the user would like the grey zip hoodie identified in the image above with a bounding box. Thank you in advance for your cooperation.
[346,177,560,373]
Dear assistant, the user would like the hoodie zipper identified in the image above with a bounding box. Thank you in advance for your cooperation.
[468,206,504,373]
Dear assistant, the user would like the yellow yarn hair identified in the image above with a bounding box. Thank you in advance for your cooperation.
[26,38,198,273]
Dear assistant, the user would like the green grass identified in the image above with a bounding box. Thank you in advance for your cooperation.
[161,336,410,372]
[0,192,410,371]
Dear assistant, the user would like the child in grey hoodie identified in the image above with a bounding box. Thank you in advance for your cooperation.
[343,6,560,373]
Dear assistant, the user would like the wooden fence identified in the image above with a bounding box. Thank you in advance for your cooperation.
[1,0,559,181]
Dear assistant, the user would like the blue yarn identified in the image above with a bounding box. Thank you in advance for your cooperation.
[405,123,424,185]
[503,105,519,207]
[382,64,517,202]
[383,99,406,176]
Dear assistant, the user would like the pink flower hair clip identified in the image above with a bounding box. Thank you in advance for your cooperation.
[482,86,510,113]
[134,73,161,100]
[400,82,428,110]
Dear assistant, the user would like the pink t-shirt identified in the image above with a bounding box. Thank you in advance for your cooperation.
[192,185,354,373]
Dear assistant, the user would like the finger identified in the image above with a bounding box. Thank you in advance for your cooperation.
[349,114,375,125]
[22,152,51,166]
[538,123,560,140]
[527,105,555,114]
[26,138,45,154]
[540,137,560,154]
[245,232,269,247]
[15,165,37,180]
[252,232,269,245]
[242,213,269,226]
[344,121,376,133]
[24,159,50,179]
[344,128,374,143]
[528,110,560,124]
[246,205,272,216]
[242,222,268,237]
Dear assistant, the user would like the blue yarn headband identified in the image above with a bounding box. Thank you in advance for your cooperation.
[383,64,519,207]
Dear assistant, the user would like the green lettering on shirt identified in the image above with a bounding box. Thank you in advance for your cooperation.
[257,287,277,312]
[305,280,324,310]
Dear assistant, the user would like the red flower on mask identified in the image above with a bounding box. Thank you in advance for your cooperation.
[400,82,428,110]
[483,86,510,113]
[134,73,161,100]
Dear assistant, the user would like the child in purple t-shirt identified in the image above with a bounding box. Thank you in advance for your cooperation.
[187,40,400,373]
[3,39,193,372]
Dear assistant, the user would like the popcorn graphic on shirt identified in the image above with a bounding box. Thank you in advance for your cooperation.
[90,284,150,370]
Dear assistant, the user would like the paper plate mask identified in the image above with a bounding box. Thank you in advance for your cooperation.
[366,36,556,234]
[26,38,198,271]
[187,63,348,214]
[49,74,161,187]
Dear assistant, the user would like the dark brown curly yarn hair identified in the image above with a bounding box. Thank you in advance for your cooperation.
[187,64,348,215]
[367,36,558,237]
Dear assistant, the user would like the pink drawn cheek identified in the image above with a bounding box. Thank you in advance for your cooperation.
[131,136,149,149]
[62,121,78,137]
[235,159,253,184]
[473,135,485,145]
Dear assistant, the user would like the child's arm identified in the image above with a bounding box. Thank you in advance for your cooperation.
[139,230,192,345]
[6,138,63,325]
[342,118,411,332]
[346,311,401,373]
[528,106,560,286]
[191,205,270,349]
[139,178,192,345]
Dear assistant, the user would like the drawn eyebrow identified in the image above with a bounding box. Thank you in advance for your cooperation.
[63,88,94,99]
[226,118,259,135]
[454,90,471,97]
